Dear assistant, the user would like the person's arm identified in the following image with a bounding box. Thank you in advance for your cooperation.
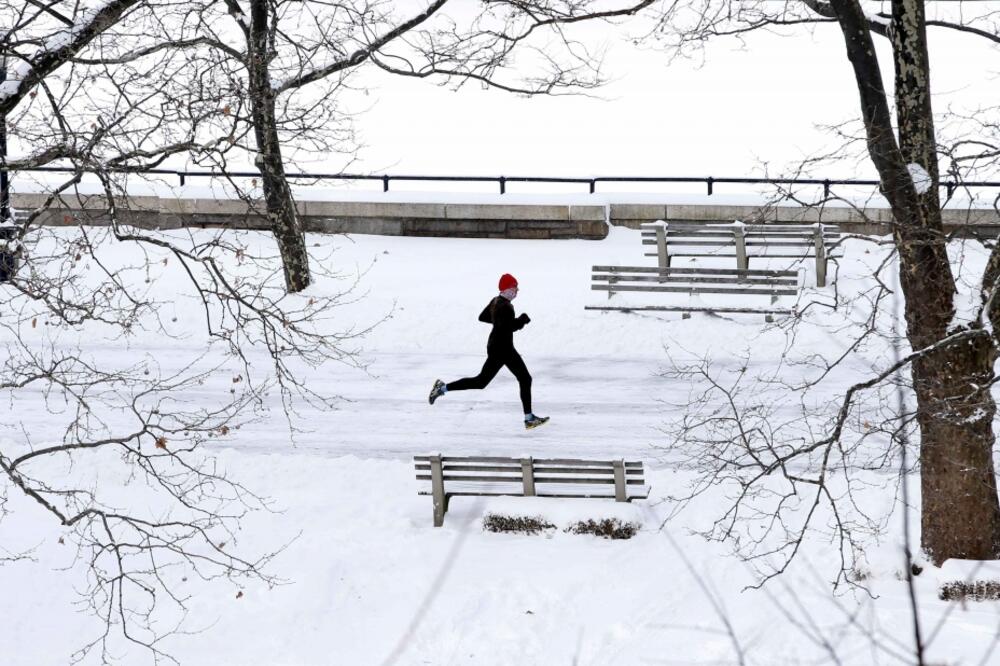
[479,299,494,324]
[493,300,528,332]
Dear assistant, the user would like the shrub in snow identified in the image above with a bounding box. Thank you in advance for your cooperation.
[566,518,640,540]
[483,513,556,535]
[939,580,1000,602]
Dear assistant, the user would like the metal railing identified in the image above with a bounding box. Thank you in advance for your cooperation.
[8,166,1000,198]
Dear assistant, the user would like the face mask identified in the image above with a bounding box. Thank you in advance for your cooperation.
[500,287,518,301]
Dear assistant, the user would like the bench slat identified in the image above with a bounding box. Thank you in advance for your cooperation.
[418,487,651,500]
[585,305,793,315]
[641,222,841,230]
[592,284,798,296]
[592,265,796,277]
[413,455,642,467]
[417,474,643,482]
[643,251,843,259]
[414,464,643,475]
[414,464,521,473]
[640,229,841,236]
[641,240,838,248]
[592,274,798,286]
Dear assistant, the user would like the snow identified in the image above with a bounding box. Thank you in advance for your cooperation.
[1,225,999,664]
[0,2,113,102]
[908,163,933,194]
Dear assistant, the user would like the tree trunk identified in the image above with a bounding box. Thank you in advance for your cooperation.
[830,0,1000,563]
[248,0,311,293]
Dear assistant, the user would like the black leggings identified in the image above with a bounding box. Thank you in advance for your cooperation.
[446,349,532,414]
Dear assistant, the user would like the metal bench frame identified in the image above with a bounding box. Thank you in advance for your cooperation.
[640,222,842,287]
[414,454,648,527]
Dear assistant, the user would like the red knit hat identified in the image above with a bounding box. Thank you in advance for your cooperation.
[498,273,518,291]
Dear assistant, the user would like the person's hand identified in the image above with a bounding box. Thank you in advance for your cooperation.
[518,313,531,324]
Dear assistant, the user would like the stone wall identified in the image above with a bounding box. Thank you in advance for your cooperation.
[12,192,1000,238]
[10,193,609,240]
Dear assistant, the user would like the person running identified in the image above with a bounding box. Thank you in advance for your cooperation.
[428,273,549,430]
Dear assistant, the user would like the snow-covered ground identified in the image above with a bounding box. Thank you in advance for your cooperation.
[2,225,999,665]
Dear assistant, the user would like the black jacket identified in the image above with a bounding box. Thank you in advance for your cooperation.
[479,296,527,352]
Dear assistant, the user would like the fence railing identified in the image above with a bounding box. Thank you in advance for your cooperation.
[8,166,1000,198]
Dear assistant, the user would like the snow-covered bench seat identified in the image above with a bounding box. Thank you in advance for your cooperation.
[413,454,649,527]
[586,265,799,321]
[640,221,842,287]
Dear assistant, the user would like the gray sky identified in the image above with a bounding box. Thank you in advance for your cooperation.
[335,10,1000,187]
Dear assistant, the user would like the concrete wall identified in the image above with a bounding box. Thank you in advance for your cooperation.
[12,192,1000,238]
[10,193,609,240]
[609,202,1000,234]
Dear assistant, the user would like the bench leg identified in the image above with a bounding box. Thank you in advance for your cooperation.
[656,225,669,269]
[613,460,627,502]
[814,225,828,288]
[431,454,447,527]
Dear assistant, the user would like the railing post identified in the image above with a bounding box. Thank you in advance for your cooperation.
[430,454,447,527]
[499,176,506,195]
[589,179,596,194]
[178,172,186,187]
[521,457,536,497]
[823,179,831,198]
[613,459,627,502]
[382,175,390,192]
[946,182,955,198]
[733,224,748,272]
[706,177,714,196]
[814,223,827,288]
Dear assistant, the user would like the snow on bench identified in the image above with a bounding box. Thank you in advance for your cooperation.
[413,454,649,527]
[586,265,799,322]
[640,221,843,287]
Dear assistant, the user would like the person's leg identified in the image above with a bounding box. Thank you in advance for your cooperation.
[504,350,533,415]
[445,355,503,392]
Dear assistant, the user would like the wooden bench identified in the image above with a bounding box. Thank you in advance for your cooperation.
[640,222,842,287]
[413,454,649,526]
[586,265,799,321]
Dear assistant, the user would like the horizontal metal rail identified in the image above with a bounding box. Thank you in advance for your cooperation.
[7,165,1000,198]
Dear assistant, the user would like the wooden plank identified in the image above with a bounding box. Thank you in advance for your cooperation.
[641,229,841,237]
[643,251,839,259]
[416,474,524,483]
[413,455,520,464]
[418,488,651,500]
[591,265,796,277]
[415,474,646,484]
[532,477,647,485]
[641,223,840,231]
[585,305,793,315]
[592,284,798,296]
[414,455,643,468]
[592,274,797,287]
[593,272,798,283]
[640,239,835,248]
[532,466,644,475]
[414,464,521,473]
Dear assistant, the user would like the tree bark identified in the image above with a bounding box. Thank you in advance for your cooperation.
[829,0,1000,563]
[248,0,311,293]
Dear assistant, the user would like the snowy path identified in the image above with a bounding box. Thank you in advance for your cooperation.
[238,352,678,460]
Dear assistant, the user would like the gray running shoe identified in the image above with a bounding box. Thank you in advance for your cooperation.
[524,415,550,430]
[429,379,446,405]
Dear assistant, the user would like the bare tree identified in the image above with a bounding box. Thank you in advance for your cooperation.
[639,0,1000,568]
[157,0,659,292]
[0,3,372,659]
